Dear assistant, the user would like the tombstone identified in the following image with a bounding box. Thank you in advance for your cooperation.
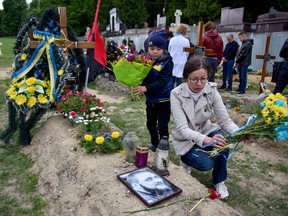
[255,7,288,32]
[0,42,2,56]
[157,14,166,27]
[174,9,182,26]
[217,7,251,32]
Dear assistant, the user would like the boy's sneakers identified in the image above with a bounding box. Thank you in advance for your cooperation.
[214,182,229,199]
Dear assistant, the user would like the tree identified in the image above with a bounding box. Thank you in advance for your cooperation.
[113,0,148,29]
[183,0,221,24]
[1,0,28,36]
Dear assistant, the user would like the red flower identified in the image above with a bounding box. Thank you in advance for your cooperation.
[98,102,104,108]
[66,91,73,97]
[80,107,86,113]
[208,189,221,200]
[61,97,67,101]
[70,111,77,118]
[85,99,91,105]
[57,105,62,112]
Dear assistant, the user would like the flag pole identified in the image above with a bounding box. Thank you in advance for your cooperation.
[84,0,101,93]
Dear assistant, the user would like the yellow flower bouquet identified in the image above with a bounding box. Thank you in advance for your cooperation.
[200,93,288,160]
[79,131,123,154]
[6,76,51,113]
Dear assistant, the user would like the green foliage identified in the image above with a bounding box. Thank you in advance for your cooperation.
[0,37,15,66]
[79,131,123,154]
[113,0,148,29]
[184,0,221,24]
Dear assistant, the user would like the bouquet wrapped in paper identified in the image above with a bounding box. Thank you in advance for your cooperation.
[112,52,152,100]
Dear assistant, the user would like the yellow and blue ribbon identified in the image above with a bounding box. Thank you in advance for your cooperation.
[11,30,65,102]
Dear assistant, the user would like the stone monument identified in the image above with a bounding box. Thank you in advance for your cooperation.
[174,9,182,26]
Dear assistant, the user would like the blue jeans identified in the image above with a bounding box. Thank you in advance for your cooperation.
[180,130,229,184]
[222,60,234,89]
[203,57,218,82]
[238,65,249,93]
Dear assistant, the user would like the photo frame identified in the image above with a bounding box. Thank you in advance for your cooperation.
[117,167,182,207]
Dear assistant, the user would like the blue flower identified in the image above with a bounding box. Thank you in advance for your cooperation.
[274,99,285,107]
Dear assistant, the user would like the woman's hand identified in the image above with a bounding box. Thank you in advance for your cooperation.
[203,134,226,148]
[133,86,147,95]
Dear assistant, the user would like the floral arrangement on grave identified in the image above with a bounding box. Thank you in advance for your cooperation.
[55,90,109,125]
[200,93,288,160]
[0,7,86,145]
[80,131,123,154]
[111,51,153,101]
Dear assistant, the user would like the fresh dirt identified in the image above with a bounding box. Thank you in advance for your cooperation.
[1,71,287,215]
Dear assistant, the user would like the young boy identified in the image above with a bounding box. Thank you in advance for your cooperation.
[133,30,174,152]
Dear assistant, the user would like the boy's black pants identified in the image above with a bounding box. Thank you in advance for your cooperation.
[146,101,170,148]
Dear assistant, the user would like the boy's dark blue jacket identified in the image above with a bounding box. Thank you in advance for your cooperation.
[141,51,174,104]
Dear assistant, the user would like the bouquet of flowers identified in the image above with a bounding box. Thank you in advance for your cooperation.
[80,131,123,154]
[111,51,152,100]
[6,76,51,113]
[202,93,288,159]
[55,91,109,124]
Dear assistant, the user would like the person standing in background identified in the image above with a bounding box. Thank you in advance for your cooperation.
[168,23,190,87]
[219,33,239,91]
[273,38,288,94]
[201,21,223,82]
[235,31,254,96]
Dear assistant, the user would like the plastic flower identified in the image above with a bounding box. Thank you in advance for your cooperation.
[84,134,93,142]
[27,86,35,93]
[16,81,23,88]
[37,94,48,104]
[95,136,105,145]
[26,77,37,86]
[15,94,27,105]
[111,131,120,139]
[21,53,27,61]
[41,81,48,88]
[8,90,18,99]
[58,69,64,76]
[26,96,37,108]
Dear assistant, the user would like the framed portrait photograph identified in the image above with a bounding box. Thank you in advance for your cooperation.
[117,167,182,207]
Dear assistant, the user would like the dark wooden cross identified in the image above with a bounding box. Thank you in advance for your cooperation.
[183,21,215,56]
[255,34,276,94]
[30,7,95,50]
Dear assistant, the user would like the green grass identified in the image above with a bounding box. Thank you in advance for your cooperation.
[0,37,15,66]
[0,78,47,215]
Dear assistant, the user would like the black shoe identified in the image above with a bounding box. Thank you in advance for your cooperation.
[148,145,157,152]
[225,88,232,91]
[218,86,226,89]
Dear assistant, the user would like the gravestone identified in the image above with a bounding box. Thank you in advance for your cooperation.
[174,9,182,26]
[255,7,288,32]
[217,7,251,32]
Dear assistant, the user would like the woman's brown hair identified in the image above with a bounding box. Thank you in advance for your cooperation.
[182,57,211,81]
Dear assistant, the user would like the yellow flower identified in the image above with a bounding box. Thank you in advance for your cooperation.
[15,94,27,105]
[58,69,64,76]
[26,77,37,86]
[8,91,18,99]
[38,94,48,104]
[27,86,35,93]
[111,131,120,139]
[26,96,37,108]
[95,136,105,145]
[6,86,16,95]
[84,134,93,142]
[41,81,48,88]
[16,81,23,88]
[265,117,272,124]
[45,88,51,97]
[21,53,27,61]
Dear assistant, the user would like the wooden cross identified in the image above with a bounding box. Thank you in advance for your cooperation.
[183,21,215,56]
[30,7,95,50]
[255,34,276,94]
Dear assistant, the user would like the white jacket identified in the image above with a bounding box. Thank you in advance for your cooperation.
[170,82,239,156]
[168,34,190,78]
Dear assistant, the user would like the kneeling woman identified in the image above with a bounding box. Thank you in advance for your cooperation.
[170,57,239,199]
